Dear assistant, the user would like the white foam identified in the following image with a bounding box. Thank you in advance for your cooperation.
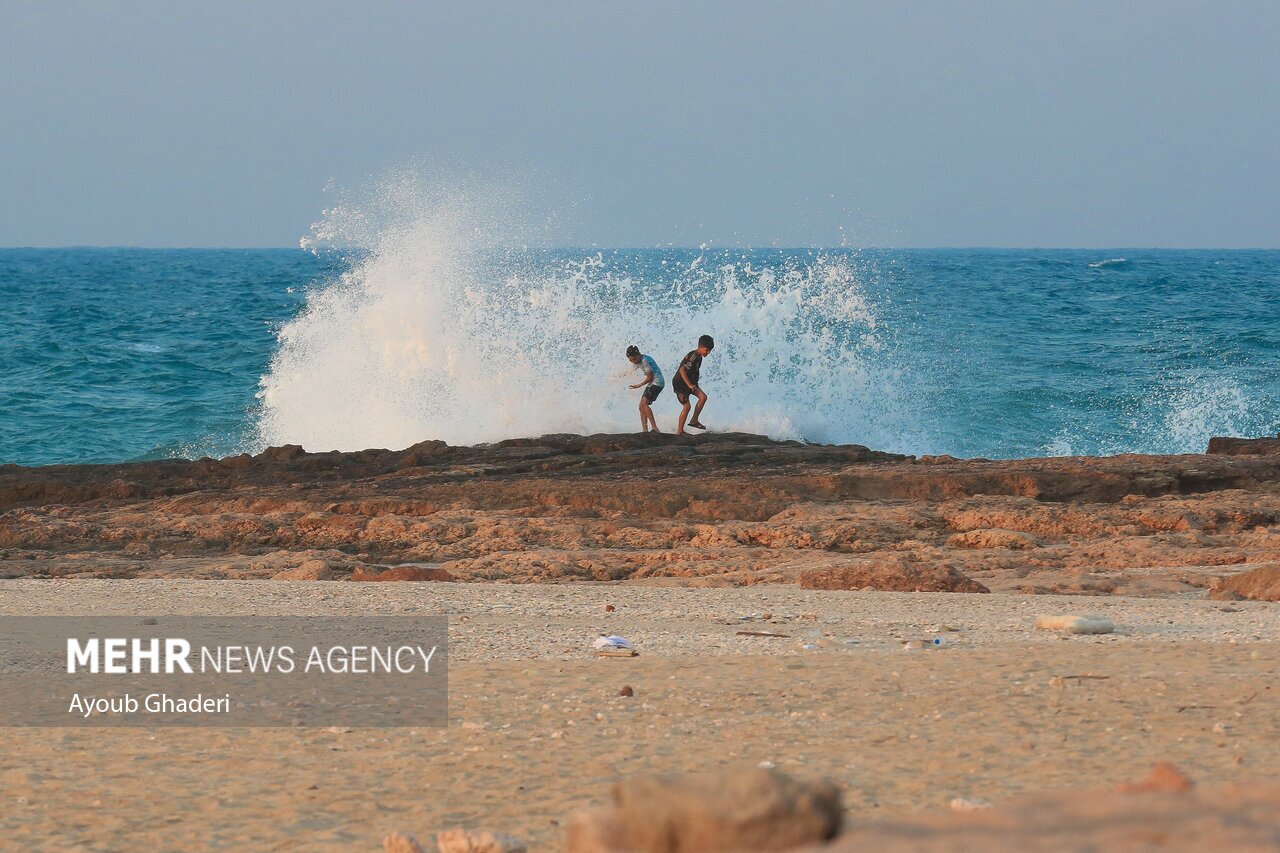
[1152,376,1256,454]
[1040,374,1269,459]
[254,171,923,453]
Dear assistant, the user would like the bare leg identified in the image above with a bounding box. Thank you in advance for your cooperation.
[640,398,658,432]
[677,398,691,434]
[689,389,709,429]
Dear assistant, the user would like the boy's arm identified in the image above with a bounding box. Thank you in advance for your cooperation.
[677,366,697,389]
[629,370,654,389]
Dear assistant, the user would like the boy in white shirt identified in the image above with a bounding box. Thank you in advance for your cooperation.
[626,345,665,433]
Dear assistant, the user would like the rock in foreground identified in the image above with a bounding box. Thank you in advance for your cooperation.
[564,764,1280,853]
[568,766,841,853]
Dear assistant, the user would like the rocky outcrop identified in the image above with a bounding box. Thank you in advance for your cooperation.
[1209,564,1280,601]
[8,432,1280,516]
[5,434,1280,594]
[947,528,1040,549]
[351,565,457,582]
[271,559,338,580]
[1207,435,1280,455]
[799,560,989,593]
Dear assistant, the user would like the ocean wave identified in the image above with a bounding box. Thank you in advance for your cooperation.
[255,170,924,454]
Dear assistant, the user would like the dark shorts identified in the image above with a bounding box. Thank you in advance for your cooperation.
[642,384,663,404]
[672,378,697,405]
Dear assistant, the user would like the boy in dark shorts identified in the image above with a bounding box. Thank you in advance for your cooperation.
[673,334,714,435]
[626,345,665,433]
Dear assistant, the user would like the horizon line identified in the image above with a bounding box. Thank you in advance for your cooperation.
[3,244,1280,252]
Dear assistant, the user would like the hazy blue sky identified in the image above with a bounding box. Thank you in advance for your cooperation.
[3,1,1277,248]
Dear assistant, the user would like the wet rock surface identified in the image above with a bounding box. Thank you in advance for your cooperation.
[1207,435,1280,456]
[5,432,1280,595]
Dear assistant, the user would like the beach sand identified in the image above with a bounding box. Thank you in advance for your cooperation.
[2,580,1277,850]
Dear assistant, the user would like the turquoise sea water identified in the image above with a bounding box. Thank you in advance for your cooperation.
[3,247,1279,466]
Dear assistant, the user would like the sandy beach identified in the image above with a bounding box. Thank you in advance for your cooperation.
[2,579,1278,850]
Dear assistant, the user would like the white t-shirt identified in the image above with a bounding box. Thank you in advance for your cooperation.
[633,354,665,387]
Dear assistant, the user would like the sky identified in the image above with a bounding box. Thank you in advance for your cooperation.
[2,1,1278,249]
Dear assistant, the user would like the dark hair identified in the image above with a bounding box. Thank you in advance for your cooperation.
[698,334,715,350]
[626,345,640,357]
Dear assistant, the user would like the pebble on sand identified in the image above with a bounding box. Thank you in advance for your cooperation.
[383,832,425,853]
[1118,762,1195,793]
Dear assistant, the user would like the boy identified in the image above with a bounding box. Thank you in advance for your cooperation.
[626,345,665,433]
[672,334,714,435]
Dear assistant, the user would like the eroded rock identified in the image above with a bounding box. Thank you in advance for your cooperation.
[256,444,307,462]
[800,561,989,593]
[1208,564,1280,601]
[6,433,1280,594]
[1207,435,1280,456]
[947,528,1040,550]
[350,565,457,582]
[271,559,337,581]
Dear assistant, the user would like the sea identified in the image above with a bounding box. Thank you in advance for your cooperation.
[4,244,1280,467]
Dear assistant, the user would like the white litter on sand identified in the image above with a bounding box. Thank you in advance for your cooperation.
[1035,614,1116,635]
